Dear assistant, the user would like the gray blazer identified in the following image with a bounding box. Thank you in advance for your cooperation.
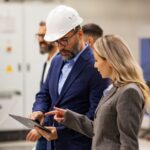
[62,83,144,150]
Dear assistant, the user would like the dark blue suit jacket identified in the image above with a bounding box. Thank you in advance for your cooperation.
[33,46,109,150]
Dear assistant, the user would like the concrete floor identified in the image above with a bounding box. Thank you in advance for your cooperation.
[0,141,35,150]
[0,139,150,150]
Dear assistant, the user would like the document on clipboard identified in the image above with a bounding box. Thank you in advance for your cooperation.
[9,114,51,133]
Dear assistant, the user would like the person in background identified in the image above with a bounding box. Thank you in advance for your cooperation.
[26,21,58,150]
[36,21,58,88]
[37,35,150,150]
[82,23,103,48]
[28,5,109,150]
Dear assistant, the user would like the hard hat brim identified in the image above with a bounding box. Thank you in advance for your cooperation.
[44,18,83,42]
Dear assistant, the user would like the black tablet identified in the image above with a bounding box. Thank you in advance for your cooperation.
[9,114,51,133]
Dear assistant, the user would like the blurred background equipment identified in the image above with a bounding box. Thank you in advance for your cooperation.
[0,2,57,142]
[0,0,150,149]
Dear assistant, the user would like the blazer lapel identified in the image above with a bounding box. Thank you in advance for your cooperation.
[54,58,86,106]
[95,86,118,114]
[62,58,86,94]
[53,58,64,100]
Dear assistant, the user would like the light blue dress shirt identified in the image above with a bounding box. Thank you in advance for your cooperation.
[58,46,88,95]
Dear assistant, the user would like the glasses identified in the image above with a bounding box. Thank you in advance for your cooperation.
[51,29,78,47]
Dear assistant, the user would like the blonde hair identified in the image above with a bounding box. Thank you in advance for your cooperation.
[94,34,150,104]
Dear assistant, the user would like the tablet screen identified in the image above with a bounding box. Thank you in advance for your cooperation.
[9,114,51,133]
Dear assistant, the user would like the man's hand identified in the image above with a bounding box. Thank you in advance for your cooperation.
[26,129,41,142]
[29,111,44,125]
[35,126,58,141]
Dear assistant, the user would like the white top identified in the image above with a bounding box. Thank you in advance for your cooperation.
[43,51,58,83]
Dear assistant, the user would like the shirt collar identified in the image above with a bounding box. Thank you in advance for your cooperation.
[103,84,114,96]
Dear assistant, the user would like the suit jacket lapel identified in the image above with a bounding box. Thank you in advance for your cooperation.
[53,58,86,107]
[95,86,118,114]
[53,58,64,100]
[60,58,86,97]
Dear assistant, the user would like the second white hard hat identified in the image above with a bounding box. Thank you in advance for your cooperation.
[44,5,83,42]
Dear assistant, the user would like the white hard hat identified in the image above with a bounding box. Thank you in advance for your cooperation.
[44,5,83,42]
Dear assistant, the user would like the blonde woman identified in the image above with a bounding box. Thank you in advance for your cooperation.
[35,35,150,150]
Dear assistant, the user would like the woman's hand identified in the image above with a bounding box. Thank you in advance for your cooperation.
[45,107,67,123]
[35,126,58,141]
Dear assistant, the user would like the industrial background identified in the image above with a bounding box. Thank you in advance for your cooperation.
[0,0,150,149]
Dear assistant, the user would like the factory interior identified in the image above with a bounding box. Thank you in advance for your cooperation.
[0,0,150,149]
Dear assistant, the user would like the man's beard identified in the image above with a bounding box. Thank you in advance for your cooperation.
[60,42,80,61]
[39,42,54,54]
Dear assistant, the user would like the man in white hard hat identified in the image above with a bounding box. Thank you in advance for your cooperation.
[29,5,108,150]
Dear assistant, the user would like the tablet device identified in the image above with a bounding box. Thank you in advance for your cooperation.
[9,114,51,133]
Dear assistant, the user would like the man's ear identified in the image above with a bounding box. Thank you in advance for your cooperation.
[88,36,94,46]
[78,30,83,39]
